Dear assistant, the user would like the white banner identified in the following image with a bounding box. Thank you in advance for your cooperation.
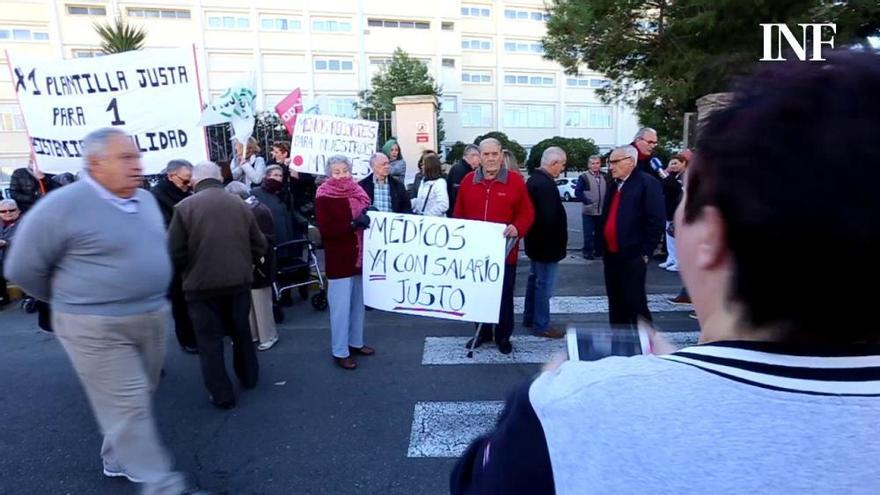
[198,72,256,145]
[8,48,207,174]
[363,212,506,324]
[289,114,378,180]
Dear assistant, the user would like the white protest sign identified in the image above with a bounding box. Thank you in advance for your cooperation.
[363,212,506,324]
[8,48,207,174]
[198,72,257,145]
[289,114,378,180]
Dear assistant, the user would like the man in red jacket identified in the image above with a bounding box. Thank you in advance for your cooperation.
[453,138,534,354]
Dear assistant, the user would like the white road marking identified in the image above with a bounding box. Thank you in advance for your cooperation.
[513,294,692,314]
[407,401,504,458]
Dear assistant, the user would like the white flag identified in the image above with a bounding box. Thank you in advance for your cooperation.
[198,73,256,145]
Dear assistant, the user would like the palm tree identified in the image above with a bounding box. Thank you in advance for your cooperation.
[93,19,146,54]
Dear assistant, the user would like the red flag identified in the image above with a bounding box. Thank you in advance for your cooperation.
[275,88,303,134]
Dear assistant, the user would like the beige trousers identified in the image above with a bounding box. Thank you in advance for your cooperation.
[52,306,187,495]
[249,287,278,344]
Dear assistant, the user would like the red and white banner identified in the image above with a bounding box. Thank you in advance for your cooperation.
[274,88,303,134]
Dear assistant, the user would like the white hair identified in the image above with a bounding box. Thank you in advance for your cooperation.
[0,198,18,210]
[191,161,222,185]
[165,159,193,174]
[325,155,353,176]
[82,127,129,163]
[463,144,480,156]
[541,146,567,168]
[478,137,502,152]
[613,145,639,163]
[369,152,388,168]
[224,181,250,199]
[634,127,657,141]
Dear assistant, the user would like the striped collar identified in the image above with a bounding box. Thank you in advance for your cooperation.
[661,341,880,396]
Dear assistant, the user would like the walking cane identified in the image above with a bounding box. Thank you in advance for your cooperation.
[466,237,518,358]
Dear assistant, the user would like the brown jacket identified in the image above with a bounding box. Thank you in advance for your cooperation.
[168,179,267,294]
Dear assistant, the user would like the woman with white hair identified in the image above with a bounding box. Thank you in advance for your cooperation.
[315,155,375,370]
[225,182,279,351]
[0,198,21,306]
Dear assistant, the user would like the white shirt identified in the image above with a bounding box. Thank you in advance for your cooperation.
[411,178,449,217]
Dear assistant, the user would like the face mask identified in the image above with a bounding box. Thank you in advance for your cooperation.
[263,178,283,194]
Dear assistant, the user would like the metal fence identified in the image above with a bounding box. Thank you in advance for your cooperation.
[206,111,393,163]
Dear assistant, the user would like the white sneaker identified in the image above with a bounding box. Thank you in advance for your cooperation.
[665,264,679,272]
[659,260,671,268]
[257,337,279,351]
[103,460,143,483]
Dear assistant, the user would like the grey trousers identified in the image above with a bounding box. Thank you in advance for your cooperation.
[52,306,187,495]
[328,275,365,358]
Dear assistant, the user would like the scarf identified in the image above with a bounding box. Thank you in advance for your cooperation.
[317,177,372,268]
[263,178,284,195]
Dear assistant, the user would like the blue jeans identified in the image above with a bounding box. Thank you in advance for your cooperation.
[582,214,602,256]
[523,261,559,332]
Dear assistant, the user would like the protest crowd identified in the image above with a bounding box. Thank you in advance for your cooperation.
[2,50,879,494]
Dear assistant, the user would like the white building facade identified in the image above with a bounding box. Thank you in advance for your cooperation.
[0,0,640,186]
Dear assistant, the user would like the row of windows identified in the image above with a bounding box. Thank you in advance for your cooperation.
[462,38,545,53]
[367,19,430,30]
[0,106,26,132]
[460,103,612,129]
[314,58,354,72]
[504,74,554,86]
[207,15,352,32]
[504,9,550,21]
[128,8,191,19]
[566,77,610,88]
[461,6,491,18]
[0,27,49,41]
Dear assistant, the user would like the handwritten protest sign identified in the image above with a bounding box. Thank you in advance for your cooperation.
[289,114,378,180]
[198,72,257,145]
[363,212,506,323]
[7,48,207,174]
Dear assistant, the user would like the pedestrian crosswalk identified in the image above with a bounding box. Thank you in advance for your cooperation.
[406,293,698,459]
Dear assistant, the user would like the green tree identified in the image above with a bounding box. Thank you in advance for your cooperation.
[543,0,880,144]
[473,132,527,165]
[445,141,467,164]
[94,18,146,53]
[359,48,445,145]
[526,137,599,173]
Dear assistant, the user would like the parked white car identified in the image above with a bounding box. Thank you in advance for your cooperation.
[556,178,577,202]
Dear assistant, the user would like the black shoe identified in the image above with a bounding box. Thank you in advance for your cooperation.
[465,332,493,349]
[497,340,513,355]
[209,395,236,410]
[181,345,198,354]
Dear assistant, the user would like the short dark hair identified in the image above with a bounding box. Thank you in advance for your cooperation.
[273,141,290,155]
[685,50,880,344]
[165,159,193,174]
[421,154,444,181]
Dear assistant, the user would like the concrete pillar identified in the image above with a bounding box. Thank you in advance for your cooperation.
[392,95,438,185]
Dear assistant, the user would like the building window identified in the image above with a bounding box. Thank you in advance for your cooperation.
[504,73,554,87]
[67,5,107,16]
[72,49,104,58]
[207,14,250,29]
[441,22,454,31]
[590,78,610,88]
[128,8,190,19]
[462,103,493,127]
[326,98,357,118]
[504,9,550,21]
[314,58,354,72]
[442,58,455,68]
[367,18,430,29]
[565,106,613,129]
[461,6,491,18]
[0,105,25,131]
[312,19,352,32]
[566,76,610,88]
[461,38,491,51]
[503,104,554,128]
[260,17,302,31]
[503,39,543,54]
[442,96,457,113]
[461,71,492,84]
[0,27,49,41]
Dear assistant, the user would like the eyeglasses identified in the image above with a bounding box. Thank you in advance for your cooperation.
[608,157,633,165]
[638,137,658,145]
[0,209,18,214]
[171,174,191,186]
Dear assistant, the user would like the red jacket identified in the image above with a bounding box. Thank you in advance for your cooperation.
[316,196,360,279]
[453,167,534,265]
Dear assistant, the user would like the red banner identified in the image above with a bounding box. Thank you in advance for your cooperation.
[274,88,303,134]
